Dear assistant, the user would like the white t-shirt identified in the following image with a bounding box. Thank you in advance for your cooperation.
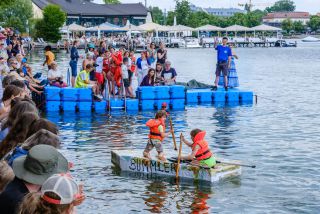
[121,64,128,79]
[95,57,103,73]
[141,60,149,71]
[48,69,63,80]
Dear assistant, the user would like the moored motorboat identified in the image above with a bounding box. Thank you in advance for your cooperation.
[111,150,242,183]
[302,36,320,42]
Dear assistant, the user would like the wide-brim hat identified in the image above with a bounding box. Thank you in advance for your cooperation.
[12,145,68,185]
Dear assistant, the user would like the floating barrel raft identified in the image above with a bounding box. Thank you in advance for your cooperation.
[111,150,242,183]
[44,86,254,112]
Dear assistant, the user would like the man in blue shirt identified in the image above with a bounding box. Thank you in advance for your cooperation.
[213,37,232,91]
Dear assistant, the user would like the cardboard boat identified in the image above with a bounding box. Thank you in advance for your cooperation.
[111,150,242,183]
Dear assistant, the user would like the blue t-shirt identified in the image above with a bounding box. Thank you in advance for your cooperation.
[216,45,232,62]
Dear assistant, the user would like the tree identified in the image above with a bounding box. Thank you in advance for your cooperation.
[0,0,33,33]
[103,0,121,3]
[35,4,66,42]
[308,15,320,32]
[175,0,191,26]
[282,19,293,33]
[166,11,175,25]
[149,6,164,24]
[293,21,304,33]
[266,0,295,12]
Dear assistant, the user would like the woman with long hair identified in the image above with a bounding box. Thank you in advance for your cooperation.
[0,112,39,159]
[136,51,151,86]
[140,68,155,87]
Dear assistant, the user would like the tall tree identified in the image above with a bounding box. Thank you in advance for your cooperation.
[266,0,296,12]
[293,21,304,33]
[0,0,33,33]
[103,0,121,4]
[175,0,191,25]
[149,6,164,24]
[282,18,293,33]
[35,4,66,42]
[308,15,320,32]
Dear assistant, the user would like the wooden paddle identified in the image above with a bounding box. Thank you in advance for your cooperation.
[169,116,177,151]
[176,133,183,179]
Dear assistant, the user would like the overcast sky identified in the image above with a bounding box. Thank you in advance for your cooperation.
[94,0,319,14]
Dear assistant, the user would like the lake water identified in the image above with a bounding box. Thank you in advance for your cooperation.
[30,42,320,213]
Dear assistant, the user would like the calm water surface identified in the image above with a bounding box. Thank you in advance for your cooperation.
[29,42,320,213]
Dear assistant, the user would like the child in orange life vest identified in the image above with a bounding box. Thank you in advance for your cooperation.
[181,129,216,168]
[144,110,173,161]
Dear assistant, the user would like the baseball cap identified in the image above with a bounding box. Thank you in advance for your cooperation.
[21,58,27,63]
[41,174,79,205]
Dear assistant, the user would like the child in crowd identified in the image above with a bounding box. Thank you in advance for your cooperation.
[121,57,134,98]
[95,52,104,94]
[18,173,85,214]
[154,63,163,86]
[144,110,172,162]
[75,64,101,100]
[180,129,216,168]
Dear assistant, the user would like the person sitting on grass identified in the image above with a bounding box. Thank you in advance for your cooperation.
[75,64,102,100]
[180,129,216,168]
[143,110,172,162]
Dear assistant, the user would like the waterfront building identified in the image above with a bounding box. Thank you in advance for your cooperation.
[190,4,246,17]
[263,12,310,27]
[31,0,148,27]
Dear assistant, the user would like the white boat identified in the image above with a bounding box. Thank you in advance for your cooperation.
[111,150,242,183]
[302,36,320,42]
[184,37,202,48]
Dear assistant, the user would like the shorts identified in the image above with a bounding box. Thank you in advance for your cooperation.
[128,70,133,82]
[69,60,78,77]
[123,78,130,87]
[89,71,96,81]
[199,156,216,168]
[144,139,163,153]
[216,62,228,76]
[95,73,104,84]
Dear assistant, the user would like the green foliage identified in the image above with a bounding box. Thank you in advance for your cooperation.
[166,11,175,26]
[103,0,121,3]
[308,16,320,32]
[0,0,33,33]
[292,21,304,33]
[149,6,164,24]
[266,0,295,12]
[35,4,66,43]
[175,0,191,26]
[282,19,293,33]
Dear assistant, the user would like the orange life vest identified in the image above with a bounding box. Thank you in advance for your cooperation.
[192,131,212,161]
[146,119,166,141]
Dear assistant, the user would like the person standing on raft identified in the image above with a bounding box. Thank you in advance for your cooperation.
[143,110,172,162]
[180,129,216,168]
[213,37,232,91]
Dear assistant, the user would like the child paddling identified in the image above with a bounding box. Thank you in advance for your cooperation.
[180,129,216,168]
[143,110,172,162]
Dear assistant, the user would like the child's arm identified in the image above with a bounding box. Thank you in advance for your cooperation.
[181,145,200,161]
[181,135,193,147]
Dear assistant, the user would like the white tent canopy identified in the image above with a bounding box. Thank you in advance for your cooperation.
[196,24,223,31]
[167,24,195,32]
[139,22,168,31]
[120,20,143,31]
[87,22,122,31]
[67,23,86,32]
[250,24,282,31]
[224,25,252,32]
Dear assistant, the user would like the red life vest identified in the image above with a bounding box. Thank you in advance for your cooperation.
[192,131,212,161]
[146,119,166,141]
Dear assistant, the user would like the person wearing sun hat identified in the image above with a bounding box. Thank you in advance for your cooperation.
[18,173,85,214]
[0,144,69,214]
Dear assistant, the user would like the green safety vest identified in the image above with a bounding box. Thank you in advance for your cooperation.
[75,70,89,88]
